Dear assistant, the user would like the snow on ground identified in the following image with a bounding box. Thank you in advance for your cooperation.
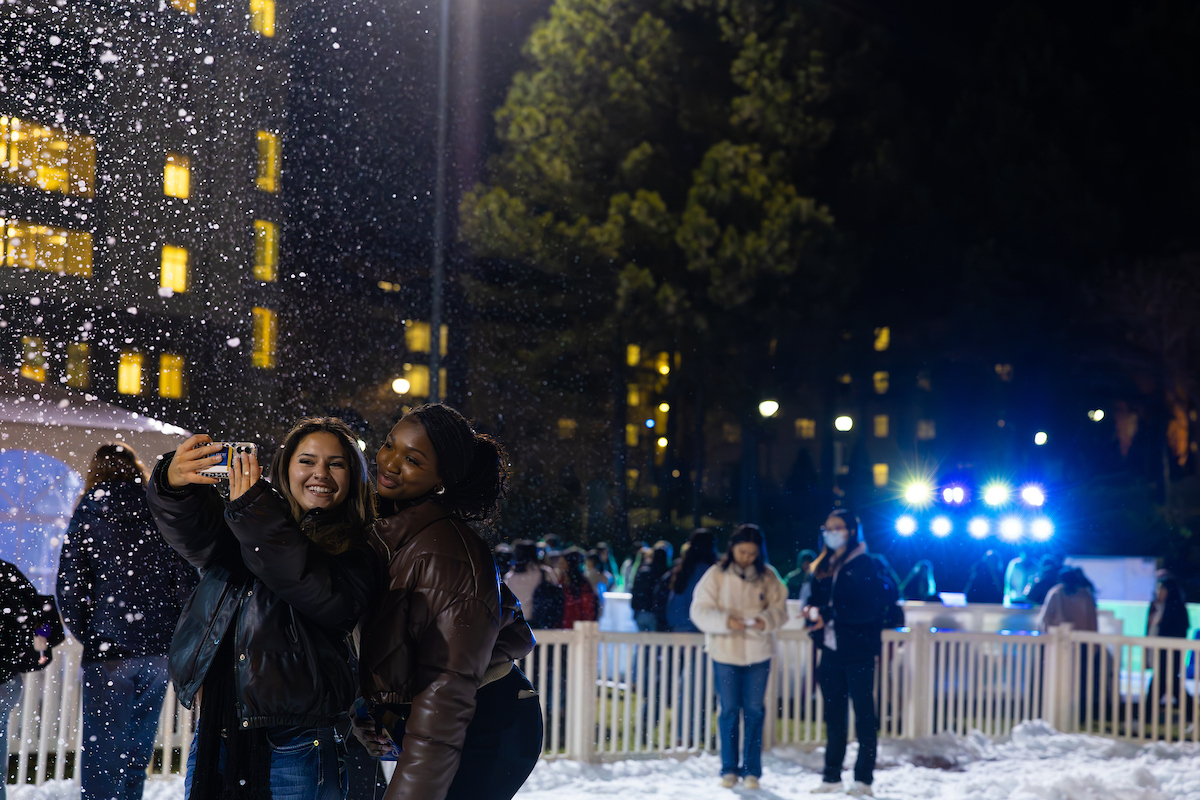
[10,722,1200,800]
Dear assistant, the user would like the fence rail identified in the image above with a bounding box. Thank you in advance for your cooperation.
[7,624,1200,785]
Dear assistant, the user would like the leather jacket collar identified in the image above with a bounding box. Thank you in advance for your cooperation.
[370,501,455,565]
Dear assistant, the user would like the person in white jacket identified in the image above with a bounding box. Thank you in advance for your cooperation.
[690,524,788,790]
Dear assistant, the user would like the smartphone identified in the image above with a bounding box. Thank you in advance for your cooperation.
[197,442,257,478]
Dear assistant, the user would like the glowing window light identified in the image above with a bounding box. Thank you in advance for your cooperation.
[968,518,990,539]
[983,483,1011,506]
[19,336,46,383]
[1030,518,1054,542]
[253,220,279,282]
[160,245,188,293]
[999,517,1023,542]
[250,0,275,37]
[895,515,917,536]
[251,307,277,369]
[930,516,952,538]
[256,130,280,193]
[118,351,143,395]
[158,353,186,399]
[1020,485,1045,507]
[164,153,190,198]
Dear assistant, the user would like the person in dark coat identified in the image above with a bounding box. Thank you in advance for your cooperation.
[964,550,1005,604]
[1145,575,1191,713]
[1,559,63,800]
[149,419,379,800]
[1026,554,1064,605]
[805,508,886,795]
[56,443,196,800]
[900,560,938,602]
[631,545,671,631]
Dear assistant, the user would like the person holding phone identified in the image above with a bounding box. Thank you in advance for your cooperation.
[351,403,541,800]
[148,418,378,800]
[689,524,787,789]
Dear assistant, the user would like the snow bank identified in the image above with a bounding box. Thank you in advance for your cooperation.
[8,724,1200,800]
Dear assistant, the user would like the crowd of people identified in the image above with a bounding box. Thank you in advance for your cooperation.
[0,418,1196,800]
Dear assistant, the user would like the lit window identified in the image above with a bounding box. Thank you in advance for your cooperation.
[256,131,280,192]
[377,280,401,292]
[160,245,188,293]
[399,363,447,399]
[874,326,890,352]
[872,463,889,488]
[626,384,640,407]
[253,220,278,281]
[402,321,448,356]
[1,218,92,277]
[873,371,889,395]
[794,418,816,440]
[66,343,90,389]
[917,419,936,441]
[251,307,277,368]
[873,414,889,438]
[159,353,186,399]
[164,153,190,199]
[837,373,852,384]
[558,418,578,440]
[118,352,144,395]
[626,344,641,367]
[20,336,46,383]
[995,363,1013,382]
[250,0,275,36]
[625,423,638,447]
[171,0,196,12]
[1,116,95,197]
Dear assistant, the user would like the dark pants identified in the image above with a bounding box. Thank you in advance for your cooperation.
[818,649,877,786]
[444,666,543,800]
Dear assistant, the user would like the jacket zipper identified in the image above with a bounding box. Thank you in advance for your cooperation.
[186,580,234,699]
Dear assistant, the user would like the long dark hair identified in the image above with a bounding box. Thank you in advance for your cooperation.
[670,528,717,593]
[403,403,508,522]
[84,443,147,492]
[718,523,766,575]
[271,417,375,555]
[810,508,862,579]
[562,547,589,592]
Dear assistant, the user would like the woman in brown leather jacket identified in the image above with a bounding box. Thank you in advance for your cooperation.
[354,403,541,800]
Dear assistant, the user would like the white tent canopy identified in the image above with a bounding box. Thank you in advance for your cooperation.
[0,372,190,592]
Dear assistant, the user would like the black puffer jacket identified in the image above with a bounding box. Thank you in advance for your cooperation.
[148,457,378,729]
[808,548,885,661]
[1,560,63,683]
[56,481,197,661]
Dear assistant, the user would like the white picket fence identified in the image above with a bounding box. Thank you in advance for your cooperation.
[7,623,1200,785]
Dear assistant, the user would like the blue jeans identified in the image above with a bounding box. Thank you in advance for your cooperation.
[713,659,770,778]
[0,675,25,800]
[82,657,169,800]
[184,725,346,800]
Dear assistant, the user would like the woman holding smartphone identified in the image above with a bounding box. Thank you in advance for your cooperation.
[148,418,378,800]
[352,403,542,800]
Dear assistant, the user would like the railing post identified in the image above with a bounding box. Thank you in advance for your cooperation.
[908,626,932,739]
[567,621,600,762]
[1041,624,1072,731]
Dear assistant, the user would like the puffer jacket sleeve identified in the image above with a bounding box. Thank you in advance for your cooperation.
[147,455,235,570]
[55,499,98,645]
[388,595,498,800]
[759,571,789,632]
[493,581,534,664]
[223,480,378,633]
[689,566,730,633]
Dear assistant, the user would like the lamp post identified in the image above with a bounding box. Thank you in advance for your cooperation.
[428,0,451,402]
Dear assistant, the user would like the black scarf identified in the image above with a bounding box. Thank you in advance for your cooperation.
[188,585,272,800]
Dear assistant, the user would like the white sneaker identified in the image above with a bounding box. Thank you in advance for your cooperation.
[846,782,873,797]
[720,774,738,789]
[811,782,843,794]
[744,776,760,790]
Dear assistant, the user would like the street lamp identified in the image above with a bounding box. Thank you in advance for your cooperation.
[391,377,411,395]
[758,399,780,418]
[834,415,853,432]
[1088,409,1105,421]
[1034,431,1048,445]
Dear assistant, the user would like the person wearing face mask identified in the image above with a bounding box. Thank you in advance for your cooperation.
[352,403,541,800]
[689,525,787,789]
[148,418,379,800]
[803,509,886,797]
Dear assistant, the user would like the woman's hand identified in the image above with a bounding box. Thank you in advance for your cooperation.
[228,450,262,502]
[727,615,747,631]
[349,711,390,758]
[748,617,766,630]
[167,435,223,488]
[802,605,825,631]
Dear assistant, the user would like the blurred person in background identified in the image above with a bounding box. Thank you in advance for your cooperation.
[1036,567,1097,632]
[493,543,513,576]
[595,541,622,591]
[805,509,886,796]
[561,547,600,628]
[1145,575,1190,715]
[620,540,650,594]
[689,525,787,789]
[900,560,938,602]
[1004,549,1036,605]
[785,550,818,602]
[632,544,672,631]
[57,443,196,800]
[1026,553,1065,605]
[666,530,718,632]
[504,539,560,625]
[584,548,612,596]
[1,559,64,800]
[964,551,1005,604]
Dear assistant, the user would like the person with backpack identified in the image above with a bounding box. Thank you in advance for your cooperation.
[1,559,64,800]
[505,539,562,628]
[805,509,886,796]
[689,525,787,789]
[632,545,671,631]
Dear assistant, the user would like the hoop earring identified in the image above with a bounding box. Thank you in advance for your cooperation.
[435,486,446,496]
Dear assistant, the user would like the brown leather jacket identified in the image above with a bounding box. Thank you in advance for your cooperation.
[359,500,534,800]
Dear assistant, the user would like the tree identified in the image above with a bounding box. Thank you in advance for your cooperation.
[459,0,863,539]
